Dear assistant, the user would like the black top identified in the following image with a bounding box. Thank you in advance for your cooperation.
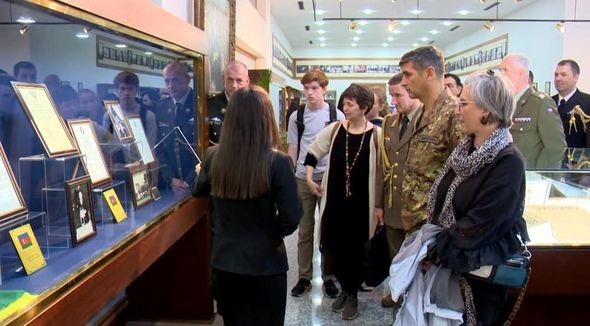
[207,91,228,144]
[193,147,303,276]
[552,89,590,148]
[429,143,529,273]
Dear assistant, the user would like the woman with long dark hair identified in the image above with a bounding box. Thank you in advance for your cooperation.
[193,85,302,325]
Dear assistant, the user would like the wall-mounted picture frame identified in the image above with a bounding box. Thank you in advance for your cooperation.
[444,34,509,76]
[65,176,97,246]
[68,119,112,187]
[11,82,79,158]
[545,81,552,96]
[0,142,28,222]
[129,165,152,209]
[103,100,133,142]
[294,58,400,79]
[127,116,155,165]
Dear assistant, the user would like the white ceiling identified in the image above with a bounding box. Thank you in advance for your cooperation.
[271,0,546,50]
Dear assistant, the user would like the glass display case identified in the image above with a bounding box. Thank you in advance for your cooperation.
[0,0,211,323]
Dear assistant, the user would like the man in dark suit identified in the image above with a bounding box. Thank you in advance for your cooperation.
[158,61,197,194]
[553,59,590,148]
[207,61,250,144]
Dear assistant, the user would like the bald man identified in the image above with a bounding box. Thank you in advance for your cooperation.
[157,61,197,194]
[208,61,250,144]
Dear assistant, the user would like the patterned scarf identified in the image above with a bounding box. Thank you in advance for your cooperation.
[426,127,513,326]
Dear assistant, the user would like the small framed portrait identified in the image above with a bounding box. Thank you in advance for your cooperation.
[103,100,133,142]
[65,176,97,246]
[129,165,153,209]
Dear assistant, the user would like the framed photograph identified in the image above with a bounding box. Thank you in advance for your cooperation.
[0,142,28,221]
[65,176,97,246]
[11,82,79,158]
[103,100,133,142]
[68,119,112,187]
[129,165,153,209]
[150,186,161,201]
[127,116,155,164]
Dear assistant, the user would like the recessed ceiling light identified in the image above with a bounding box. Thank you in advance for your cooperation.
[352,43,358,47]
[413,43,419,47]
[75,32,90,39]
[442,21,453,26]
[318,37,326,41]
[316,10,325,15]
[458,10,470,16]
[353,36,360,41]
[400,21,411,26]
[316,21,325,26]
[429,30,439,35]
[115,44,127,48]
[16,17,36,24]
[144,51,153,55]
[410,9,424,15]
[382,43,388,47]
[363,9,375,15]
[355,30,364,34]
[387,37,394,41]
[317,29,326,34]
[358,20,368,26]
[420,37,429,42]
[320,43,326,47]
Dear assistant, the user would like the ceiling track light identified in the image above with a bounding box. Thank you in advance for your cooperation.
[387,20,399,32]
[556,21,565,32]
[19,24,29,35]
[348,20,359,31]
[484,21,495,31]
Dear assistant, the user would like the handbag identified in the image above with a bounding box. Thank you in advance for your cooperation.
[364,224,390,287]
[467,245,531,289]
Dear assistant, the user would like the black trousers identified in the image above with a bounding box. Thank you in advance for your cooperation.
[330,245,365,297]
[467,278,508,326]
[213,268,287,326]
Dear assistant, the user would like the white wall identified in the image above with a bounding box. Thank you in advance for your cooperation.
[563,0,590,91]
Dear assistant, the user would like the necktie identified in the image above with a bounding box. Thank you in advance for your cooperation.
[399,115,410,138]
[558,98,566,112]
[175,102,183,122]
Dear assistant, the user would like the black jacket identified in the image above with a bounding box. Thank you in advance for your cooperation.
[207,91,228,144]
[552,89,590,148]
[193,147,303,275]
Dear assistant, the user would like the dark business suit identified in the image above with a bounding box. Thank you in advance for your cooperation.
[552,89,590,148]
[156,88,197,188]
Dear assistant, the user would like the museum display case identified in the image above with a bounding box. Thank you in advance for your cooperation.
[0,0,212,323]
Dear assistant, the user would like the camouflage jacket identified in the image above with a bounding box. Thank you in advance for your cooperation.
[401,91,462,230]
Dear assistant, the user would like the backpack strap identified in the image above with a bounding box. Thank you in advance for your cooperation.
[295,104,305,157]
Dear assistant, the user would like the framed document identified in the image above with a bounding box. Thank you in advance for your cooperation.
[0,142,28,221]
[9,223,46,275]
[129,165,153,209]
[102,188,127,223]
[128,116,155,164]
[103,100,133,142]
[65,176,97,246]
[68,119,112,187]
[11,82,79,157]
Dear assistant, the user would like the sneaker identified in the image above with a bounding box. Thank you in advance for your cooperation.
[360,282,375,292]
[331,291,348,313]
[342,295,359,320]
[323,279,340,298]
[290,279,311,297]
[381,294,394,308]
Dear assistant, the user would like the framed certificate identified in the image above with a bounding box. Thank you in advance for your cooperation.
[103,100,133,142]
[11,82,79,158]
[129,165,153,209]
[65,176,97,246]
[68,119,112,187]
[0,142,27,221]
[128,116,155,164]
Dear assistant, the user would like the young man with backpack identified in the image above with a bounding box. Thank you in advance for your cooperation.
[287,69,344,298]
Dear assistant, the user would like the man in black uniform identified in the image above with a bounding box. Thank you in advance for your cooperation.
[158,61,197,194]
[208,60,250,144]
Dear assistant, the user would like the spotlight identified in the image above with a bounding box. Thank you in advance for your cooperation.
[348,20,359,31]
[483,21,495,32]
[556,22,565,33]
[83,27,92,34]
[19,25,29,35]
[387,20,399,32]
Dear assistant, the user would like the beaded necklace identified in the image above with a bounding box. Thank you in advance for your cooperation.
[345,119,367,198]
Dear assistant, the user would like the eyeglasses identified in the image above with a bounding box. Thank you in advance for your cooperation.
[458,100,476,109]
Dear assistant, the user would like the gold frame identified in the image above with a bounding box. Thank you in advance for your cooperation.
[103,100,134,142]
[67,119,112,187]
[65,176,97,246]
[128,164,153,210]
[0,142,28,221]
[11,82,79,158]
[127,116,155,165]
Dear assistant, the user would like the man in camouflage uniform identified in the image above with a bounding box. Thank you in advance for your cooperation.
[393,46,462,232]
[500,54,566,169]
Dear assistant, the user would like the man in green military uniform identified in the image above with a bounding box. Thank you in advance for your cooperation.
[392,46,462,231]
[500,54,566,169]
